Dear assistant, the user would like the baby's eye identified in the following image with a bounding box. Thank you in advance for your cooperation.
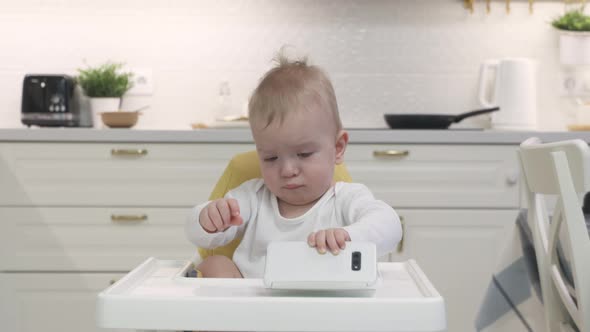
[263,156,278,162]
[297,152,313,158]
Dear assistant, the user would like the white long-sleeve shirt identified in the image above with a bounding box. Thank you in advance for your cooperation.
[185,179,402,278]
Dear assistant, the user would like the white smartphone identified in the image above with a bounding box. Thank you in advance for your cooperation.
[263,241,379,291]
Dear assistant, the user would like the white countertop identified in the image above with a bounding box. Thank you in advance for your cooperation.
[0,128,589,144]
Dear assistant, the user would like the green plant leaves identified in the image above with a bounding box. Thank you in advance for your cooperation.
[552,9,590,32]
[76,62,134,98]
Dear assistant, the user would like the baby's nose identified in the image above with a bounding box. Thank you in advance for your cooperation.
[280,159,299,177]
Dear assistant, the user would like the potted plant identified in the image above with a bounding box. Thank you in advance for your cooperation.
[76,62,133,126]
[552,6,590,65]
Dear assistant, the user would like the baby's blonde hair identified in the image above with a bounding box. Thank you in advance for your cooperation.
[248,50,341,131]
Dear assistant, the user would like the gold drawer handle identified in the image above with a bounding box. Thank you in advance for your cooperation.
[373,150,409,158]
[111,214,148,222]
[397,216,405,254]
[111,149,148,156]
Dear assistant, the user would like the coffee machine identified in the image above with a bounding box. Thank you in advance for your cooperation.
[21,74,92,127]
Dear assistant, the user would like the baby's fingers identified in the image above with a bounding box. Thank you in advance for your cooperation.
[307,232,317,247]
[326,229,340,255]
[206,202,224,231]
[230,214,243,226]
[334,229,349,250]
[227,198,243,226]
[314,230,327,254]
[215,199,232,229]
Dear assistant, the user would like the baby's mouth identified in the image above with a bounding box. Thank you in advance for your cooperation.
[284,184,303,190]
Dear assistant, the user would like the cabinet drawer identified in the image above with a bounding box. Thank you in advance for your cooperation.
[391,208,518,332]
[0,272,126,332]
[0,207,196,271]
[346,144,519,208]
[0,142,255,206]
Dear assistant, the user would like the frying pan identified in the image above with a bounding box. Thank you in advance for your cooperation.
[384,107,500,129]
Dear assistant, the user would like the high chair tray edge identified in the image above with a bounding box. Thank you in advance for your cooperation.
[96,257,447,332]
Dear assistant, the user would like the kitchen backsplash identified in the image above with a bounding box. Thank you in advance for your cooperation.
[0,0,577,130]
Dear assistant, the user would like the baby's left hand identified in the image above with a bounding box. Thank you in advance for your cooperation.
[307,228,351,255]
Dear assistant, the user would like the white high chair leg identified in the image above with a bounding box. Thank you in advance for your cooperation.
[519,137,590,332]
[559,322,576,332]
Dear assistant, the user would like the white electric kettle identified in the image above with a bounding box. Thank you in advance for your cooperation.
[478,58,537,130]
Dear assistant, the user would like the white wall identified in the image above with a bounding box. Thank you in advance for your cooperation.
[0,0,579,130]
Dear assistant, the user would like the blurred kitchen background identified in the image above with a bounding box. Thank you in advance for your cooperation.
[0,0,584,130]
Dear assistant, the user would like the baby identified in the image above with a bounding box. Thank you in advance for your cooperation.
[185,52,402,278]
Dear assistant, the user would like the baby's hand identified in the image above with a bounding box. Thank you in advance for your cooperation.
[199,198,243,233]
[307,228,351,255]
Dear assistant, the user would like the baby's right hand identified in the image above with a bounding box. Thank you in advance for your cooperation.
[199,198,244,233]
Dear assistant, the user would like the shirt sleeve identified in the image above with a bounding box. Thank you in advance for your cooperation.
[339,183,402,257]
[185,179,263,249]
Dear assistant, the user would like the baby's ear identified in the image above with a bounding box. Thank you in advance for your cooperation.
[334,130,349,164]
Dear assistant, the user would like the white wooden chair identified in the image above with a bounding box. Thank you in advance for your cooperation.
[518,137,590,332]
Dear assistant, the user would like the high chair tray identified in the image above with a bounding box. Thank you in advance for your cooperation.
[97,257,446,332]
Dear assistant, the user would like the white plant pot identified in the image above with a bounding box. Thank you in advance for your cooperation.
[89,97,121,128]
[559,31,590,65]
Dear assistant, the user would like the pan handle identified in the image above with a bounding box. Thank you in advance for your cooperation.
[453,107,500,123]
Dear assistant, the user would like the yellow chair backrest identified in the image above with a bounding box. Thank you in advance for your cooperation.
[198,150,352,259]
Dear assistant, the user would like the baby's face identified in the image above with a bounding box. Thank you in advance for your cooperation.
[251,107,344,208]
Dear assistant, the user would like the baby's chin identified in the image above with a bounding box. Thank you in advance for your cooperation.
[279,198,315,207]
[276,191,325,207]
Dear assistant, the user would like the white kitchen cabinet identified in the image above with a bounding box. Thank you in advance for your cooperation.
[0,142,255,332]
[392,209,518,332]
[0,140,520,332]
[0,272,126,332]
[0,207,196,271]
[346,144,520,332]
[0,142,254,206]
[346,144,520,208]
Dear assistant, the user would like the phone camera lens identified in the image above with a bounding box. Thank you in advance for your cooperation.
[351,251,361,271]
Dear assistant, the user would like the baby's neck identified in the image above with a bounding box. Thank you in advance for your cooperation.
[278,199,318,219]
[277,184,334,219]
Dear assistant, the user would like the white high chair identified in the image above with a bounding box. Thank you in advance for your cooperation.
[518,137,590,332]
[96,151,447,332]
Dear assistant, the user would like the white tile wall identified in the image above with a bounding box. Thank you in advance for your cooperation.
[0,0,579,130]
